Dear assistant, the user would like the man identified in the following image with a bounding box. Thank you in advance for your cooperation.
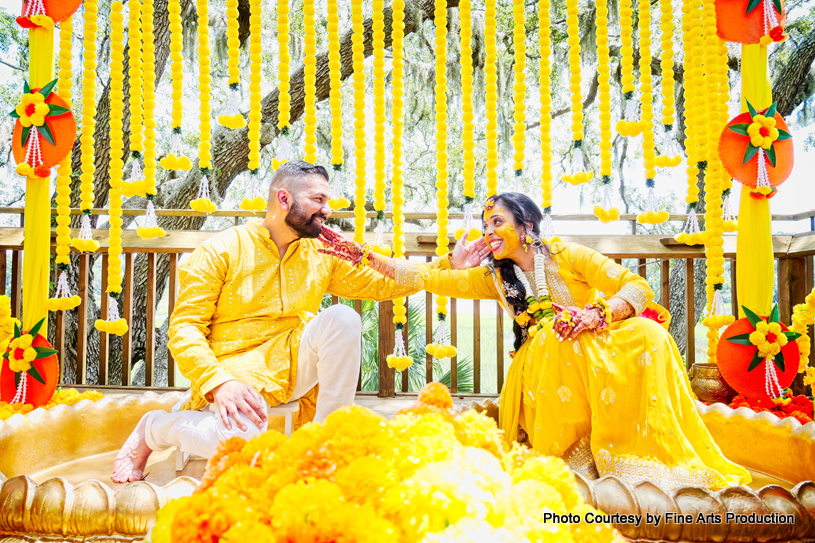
[112,161,490,483]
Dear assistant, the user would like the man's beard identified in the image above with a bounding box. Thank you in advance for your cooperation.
[286,197,326,238]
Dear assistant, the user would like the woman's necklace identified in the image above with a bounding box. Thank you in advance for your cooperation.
[511,252,555,335]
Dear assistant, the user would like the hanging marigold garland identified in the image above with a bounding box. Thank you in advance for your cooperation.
[48,14,81,312]
[654,0,682,170]
[273,0,292,171]
[701,0,733,360]
[72,0,100,253]
[616,0,641,137]
[160,0,191,172]
[303,0,317,163]
[484,0,499,197]
[351,0,366,244]
[511,0,526,179]
[538,0,555,234]
[426,0,456,361]
[791,288,815,376]
[189,0,217,215]
[95,0,128,337]
[137,0,165,239]
[326,0,347,210]
[454,0,480,244]
[218,0,245,130]
[562,0,593,186]
[676,0,706,245]
[593,0,619,224]
[387,0,411,372]
[371,0,391,257]
[239,0,265,212]
[123,0,145,198]
[636,0,670,225]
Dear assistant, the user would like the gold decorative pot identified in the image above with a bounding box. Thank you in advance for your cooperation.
[690,362,737,404]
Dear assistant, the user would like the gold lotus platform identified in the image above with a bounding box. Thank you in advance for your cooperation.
[1,393,814,542]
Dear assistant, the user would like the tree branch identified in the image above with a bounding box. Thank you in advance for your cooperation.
[524,71,600,131]
[773,27,815,116]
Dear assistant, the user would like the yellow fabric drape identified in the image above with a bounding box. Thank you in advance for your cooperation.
[736,44,774,317]
[23,27,55,330]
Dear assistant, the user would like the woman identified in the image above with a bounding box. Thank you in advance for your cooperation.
[319,192,750,489]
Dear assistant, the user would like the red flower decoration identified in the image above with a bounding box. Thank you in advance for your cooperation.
[34,165,50,178]
[770,25,787,41]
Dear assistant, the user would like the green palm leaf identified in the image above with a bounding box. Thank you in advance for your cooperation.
[742,143,760,165]
[27,364,45,384]
[742,306,762,327]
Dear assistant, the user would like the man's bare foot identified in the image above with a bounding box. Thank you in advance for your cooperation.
[112,413,153,483]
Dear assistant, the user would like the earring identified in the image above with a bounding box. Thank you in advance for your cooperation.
[520,232,534,251]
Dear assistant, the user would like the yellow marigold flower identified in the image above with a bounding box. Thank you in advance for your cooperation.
[767,322,782,335]
[454,410,505,457]
[511,455,583,510]
[748,114,779,150]
[418,381,454,411]
[749,331,764,345]
[8,357,31,373]
[23,347,37,362]
[17,334,33,349]
[515,313,531,326]
[16,93,50,128]
[804,367,815,386]
[756,321,769,333]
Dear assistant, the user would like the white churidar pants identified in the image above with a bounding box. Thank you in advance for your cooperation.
[143,304,361,459]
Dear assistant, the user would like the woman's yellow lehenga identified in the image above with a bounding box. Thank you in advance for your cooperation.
[394,240,751,490]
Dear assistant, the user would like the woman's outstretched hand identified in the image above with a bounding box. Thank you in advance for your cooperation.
[450,236,490,270]
[552,302,601,340]
[318,225,365,265]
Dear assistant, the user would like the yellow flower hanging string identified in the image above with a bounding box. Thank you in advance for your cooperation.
[562,0,594,186]
[273,0,293,171]
[48,14,81,312]
[653,0,682,170]
[96,0,128,337]
[371,0,391,257]
[190,0,217,215]
[122,0,146,199]
[426,0,456,361]
[72,0,100,253]
[386,0,412,373]
[592,0,619,224]
[484,0,499,197]
[635,0,670,225]
[136,0,165,239]
[326,0,349,211]
[538,0,556,236]
[511,0,526,189]
[675,0,706,245]
[160,0,192,172]
[351,0,367,244]
[616,0,641,137]
[218,0,246,130]
[239,0,265,212]
[454,0,480,244]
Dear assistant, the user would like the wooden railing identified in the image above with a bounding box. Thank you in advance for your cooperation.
[0,208,813,397]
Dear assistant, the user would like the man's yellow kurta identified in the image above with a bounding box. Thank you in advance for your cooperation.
[168,220,420,417]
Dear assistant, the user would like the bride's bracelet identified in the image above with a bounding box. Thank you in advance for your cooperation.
[356,243,372,268]
[585,299,613,331]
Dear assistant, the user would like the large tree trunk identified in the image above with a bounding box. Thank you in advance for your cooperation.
[773,27,815,116]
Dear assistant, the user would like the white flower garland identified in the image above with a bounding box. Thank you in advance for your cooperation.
[513,252,550,301]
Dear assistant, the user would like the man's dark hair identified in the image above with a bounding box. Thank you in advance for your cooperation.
[269,160,330,193]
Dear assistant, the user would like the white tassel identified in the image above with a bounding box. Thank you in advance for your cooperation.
[433,319,448,345]
[602,184,613,209]
[107,298,121,321]
[10,372,27,404]
[756,148,771,189]
[55,271,72,299]
[374,218,386,247]
[662,127,677,156]
[197,176,212,200]
[393,328,409,358]
[278,134,291,161]
[706,289,728,318]
[645,186,658,212]
[513,175,522,193]
[143,201,159,228]
[571,147,584,174]
[462,203,475,232]
[170,132,181,155]
[225,88,240,116]
[79,214,94,241]
[722,193,736,222]
[24,129,43,168]
[127,159,143,182]
[541,213,554,239]
[625,99,637,120]
[682,208,702,235]
[764,358,783,398]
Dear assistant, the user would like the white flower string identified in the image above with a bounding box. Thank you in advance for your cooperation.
[393,328,409,358]
[762,0,779,35]
[722,192,736,223]
[570,145,584,175]
[756,148,771,190]
[513,252,550,302]
[23,130,44,168]
[682,207,702,237]
[143,200,159,228]
[54,270,72,299]
[107,297,122,321]
[24,0,46,17]
[78,213,93,240]
[127,158,143,182]
[10,372,27,404]
[197,175,211,201]
[764,357,783,398]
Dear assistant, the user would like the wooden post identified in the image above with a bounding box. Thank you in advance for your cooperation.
[378,300,396,397]
[661,259,670,307]
[730,258,738,316]
[167,253,178,387]
[778,256,808,395]
[401,295,410,392]
[98,254,109,385]
[638,258,647,279]
[685,258,695,368]
[55,308,65,382]
[355,299,363,391]
[0,250,6,295]
[121,253,134,386]
[75,254,89,384]
[426,256,433,384]
[497,302,504,392]
[10,250,21,319]
[145,252,156,386]
[473,299,481,394]
[450,297,457,394]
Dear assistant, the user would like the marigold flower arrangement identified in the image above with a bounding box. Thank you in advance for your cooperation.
[3,318,56,383]
[727,390,812,425]
[484,0,499,196]
[0,388,104,421]
[150,383,622,543]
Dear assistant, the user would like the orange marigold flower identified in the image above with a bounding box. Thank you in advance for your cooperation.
[418,381,453,411]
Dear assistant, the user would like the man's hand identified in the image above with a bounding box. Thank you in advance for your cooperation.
[450,235,490,270]
[211,380,268,431]
[318,225,365,265]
